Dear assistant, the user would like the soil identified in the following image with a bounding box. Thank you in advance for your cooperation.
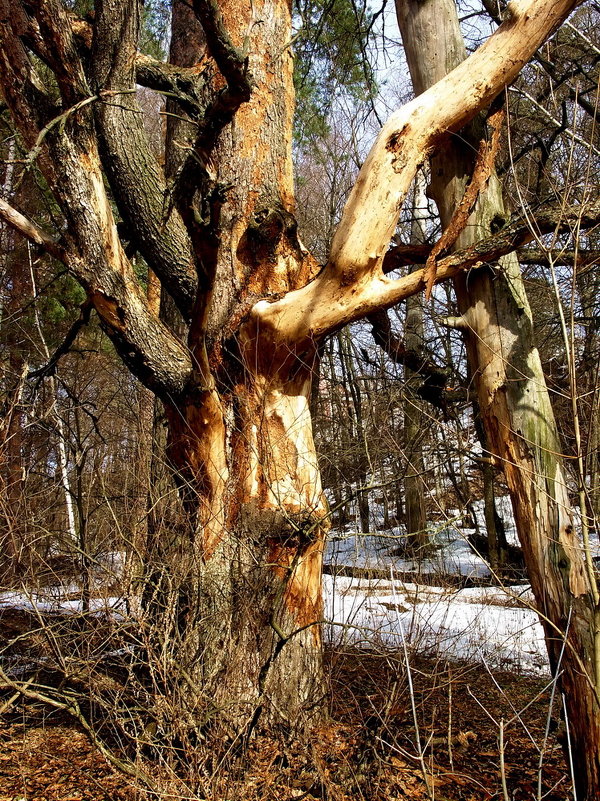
[0,649,570,801]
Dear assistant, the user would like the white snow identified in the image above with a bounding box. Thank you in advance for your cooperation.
[325,524,493,577]
[0,590,128,616]
[322,574,548,674]
[322,498,550,674]
[4,497,595,677]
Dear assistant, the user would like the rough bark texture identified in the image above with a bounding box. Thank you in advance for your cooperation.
[146,0,328,731]
[395,1,600,796]
[0,0,590,751]
[403,173,428,549]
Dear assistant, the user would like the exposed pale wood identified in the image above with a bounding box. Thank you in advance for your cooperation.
[396,0,600,796]
[0,198,67,262]
[326,0,579,284]
[251,197,600,352]
[0,0,590,747]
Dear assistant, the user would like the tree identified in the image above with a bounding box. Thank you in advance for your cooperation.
[395,1,600,796]
[0,0,598,783]
[402,172,429,549]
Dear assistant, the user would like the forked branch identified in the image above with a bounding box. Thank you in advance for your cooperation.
[251,0,585,350]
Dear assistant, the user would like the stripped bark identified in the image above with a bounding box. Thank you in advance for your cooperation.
[0,0,588,746]
[395,0,600,796]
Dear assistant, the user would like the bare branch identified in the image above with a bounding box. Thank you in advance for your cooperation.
[519,248,600,267]
[325,0,582,289]
[384,200,600,274]
[28,302,93,380]
[0,197,67,262]
[251,196,600,352]
[508,85,600,158]
[422,105,504,298]
[0,194,193,401]
[368,309,466,411]
[136,54,207,117]
[368,308,445,377]
[67,13,208,117]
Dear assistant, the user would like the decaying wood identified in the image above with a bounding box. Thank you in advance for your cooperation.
[0,0,590,748]
[249,0,582,353]
[422,105,504,298]
[396,0,600,796]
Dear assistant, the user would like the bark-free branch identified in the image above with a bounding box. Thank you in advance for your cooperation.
[252,193,599,355]
[250,0,582,356]
[326,0,581,286]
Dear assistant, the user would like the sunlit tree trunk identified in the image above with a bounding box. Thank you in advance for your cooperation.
[138,0,328,731]
[0,0,587,747]
[396,1,600,795]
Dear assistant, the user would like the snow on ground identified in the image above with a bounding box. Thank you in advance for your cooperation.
[323,497,550,674]
[323,574,548,675]
[0,590,128,616]
[326,523,493,577]
[3,498,596,676]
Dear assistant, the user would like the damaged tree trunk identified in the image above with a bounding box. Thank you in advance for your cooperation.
[395,1,600,796]
[0,0,589,752]
[128,0,329,732]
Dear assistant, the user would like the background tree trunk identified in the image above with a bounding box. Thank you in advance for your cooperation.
[396,1,600,796]
[403,171,428,551]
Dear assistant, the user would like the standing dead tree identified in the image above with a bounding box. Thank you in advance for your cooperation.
[1,0,600,794]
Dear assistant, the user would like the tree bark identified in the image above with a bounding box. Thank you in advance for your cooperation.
[395,1,600,796]
[403,172,428,550]
[0,0,589,750]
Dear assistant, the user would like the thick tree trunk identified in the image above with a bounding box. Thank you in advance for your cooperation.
[396,1,600,796]
[473,411,508,571]
[144,0,328,735]
[162,355,327,734]
[0,0,588,757]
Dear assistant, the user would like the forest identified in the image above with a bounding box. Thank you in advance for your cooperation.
[1,0,600,798]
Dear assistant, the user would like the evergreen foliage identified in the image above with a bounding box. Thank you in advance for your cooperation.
[293,0,376,144]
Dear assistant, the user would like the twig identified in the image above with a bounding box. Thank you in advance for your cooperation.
[29,301,92,380]
[0,665,158,792]
[499,718,510,801]
[20,90,136,173]
[562,693,578,801]
[390,566,434,799]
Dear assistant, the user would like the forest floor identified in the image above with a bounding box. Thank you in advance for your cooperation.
[0,648,570,801]
[0,498,574,799]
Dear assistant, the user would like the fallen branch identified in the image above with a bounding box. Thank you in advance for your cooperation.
[0,665,158,792]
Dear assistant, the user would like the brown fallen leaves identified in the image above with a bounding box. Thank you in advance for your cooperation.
[0,719,133,801]
[0,652,572,801]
